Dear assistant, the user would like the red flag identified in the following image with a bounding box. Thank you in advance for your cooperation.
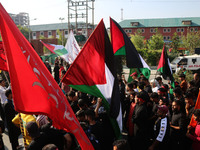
[0,3,94,150]
[190,90,200,127]
[0,41,8,71]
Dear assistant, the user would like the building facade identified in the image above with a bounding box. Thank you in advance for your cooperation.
[9,12,29,26]
[119,17,200,41]
[30,22,93,40]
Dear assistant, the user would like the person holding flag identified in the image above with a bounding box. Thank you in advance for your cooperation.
[0,3,94,149]
[157,44,175,88]
[186,109,200,150]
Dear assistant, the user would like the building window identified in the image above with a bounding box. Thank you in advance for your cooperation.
[190,28,194,32]
[177,28,180,32]
[195,28,198,32]
[142,29,145,33]
[48,31,52,36]
[167,28,171,32]
[129,29,132,33]
[137,29,140,33]
[125,29,128,33]
[56,31,59,38]
[40,31,44,36]
[181,28,184,32]
[167,36,171,40]
[32,32,36,37]
[65,30,68,35]
[163,28,167,33]
[32,32,36,39]
[150,28,154,33]
[182,20,191,25]
[131,22,139,26]
[163,36,166,40]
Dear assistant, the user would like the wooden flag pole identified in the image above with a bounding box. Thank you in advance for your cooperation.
[2,71,9,84]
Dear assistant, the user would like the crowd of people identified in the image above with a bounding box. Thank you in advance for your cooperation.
[0,59,200,150]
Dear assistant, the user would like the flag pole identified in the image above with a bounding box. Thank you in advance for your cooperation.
[154,70,158,80]
[19,113,28,150]
[2,71,9,84]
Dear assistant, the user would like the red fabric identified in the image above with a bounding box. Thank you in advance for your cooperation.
[127,102,136,136]
[0,41,8,71]
[190,91,200,128]
[110,17,125,54]
[40,40,56,54]
[157,44,166,70]
[62,20,106,86]
[0,3,94,150]
[188,123,200,150]
[59,66,65,79]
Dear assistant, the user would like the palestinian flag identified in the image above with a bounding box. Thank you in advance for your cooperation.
[128,68,151,82]
[157,44,175,87]
[110,17,150,79]
[61,19,122,138]
[40,40,68,59]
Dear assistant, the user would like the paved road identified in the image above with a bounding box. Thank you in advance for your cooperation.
[2,131,24,150]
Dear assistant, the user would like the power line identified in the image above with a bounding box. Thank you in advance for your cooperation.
[95,0,200,2]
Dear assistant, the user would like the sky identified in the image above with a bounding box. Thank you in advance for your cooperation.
[1,0,200,28]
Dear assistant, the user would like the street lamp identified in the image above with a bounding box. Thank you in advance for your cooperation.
[59,17,65,45]
[28,15,37,42]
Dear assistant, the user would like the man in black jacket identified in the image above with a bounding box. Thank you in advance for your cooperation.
[132,92,148,150]
[4,89,21,150]
[169,100,187,150]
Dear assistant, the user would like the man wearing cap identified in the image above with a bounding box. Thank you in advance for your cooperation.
[130,72,138,82]
[148,105,170,150]
[179,73,187,94]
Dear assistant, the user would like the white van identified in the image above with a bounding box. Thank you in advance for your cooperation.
[170,54,200,72]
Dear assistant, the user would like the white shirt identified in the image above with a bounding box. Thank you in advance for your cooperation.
[152,87,159,93]
[0,85,11,104]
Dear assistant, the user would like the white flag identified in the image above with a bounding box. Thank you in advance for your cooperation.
[65,30,81,64]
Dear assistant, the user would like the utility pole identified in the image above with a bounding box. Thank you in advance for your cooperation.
[92,0,94,30]
[86,0,88,38]
[75,2,78,34]
[28,14,37,42]
[68,0,70,36]
[67,0,95,39]
[121,8,123,21]
[28,14,30,42]
[59,17,65,45]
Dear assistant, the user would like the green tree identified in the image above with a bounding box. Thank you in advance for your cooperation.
[147,32,164,50]
[180,31,200,54]
[39,35,45,39]
[17,25,29,40]
[130,31,145,49]
[56,29,67,45]
[170,32,181,51]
